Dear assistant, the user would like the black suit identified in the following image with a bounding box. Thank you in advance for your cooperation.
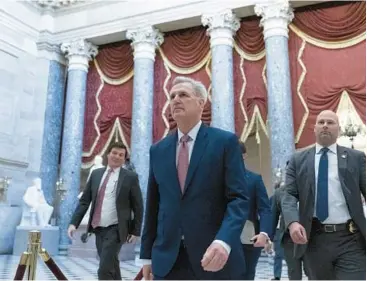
[281,145,366,280]
[70,167,144,280]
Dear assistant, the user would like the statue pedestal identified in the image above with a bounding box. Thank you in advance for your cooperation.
[0,205,22,254]
[13,225,60,256]
[68,225,135,261]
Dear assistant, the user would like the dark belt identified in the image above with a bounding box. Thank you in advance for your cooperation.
[312,218,358,234]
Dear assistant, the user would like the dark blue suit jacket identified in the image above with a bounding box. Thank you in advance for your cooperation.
[245,171,272,237]
[140,124,249,279]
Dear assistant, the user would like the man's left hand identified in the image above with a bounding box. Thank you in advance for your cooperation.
[251,233,268,247]
[126,235,138,243]
[201,242,229,272]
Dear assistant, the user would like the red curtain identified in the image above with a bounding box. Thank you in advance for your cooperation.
[82,41,133,165]
[233,18,267,138]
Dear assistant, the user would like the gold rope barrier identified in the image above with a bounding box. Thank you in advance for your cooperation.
[13,231,68,280]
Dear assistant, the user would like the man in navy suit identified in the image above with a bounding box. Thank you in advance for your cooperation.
[239,142,272,280]
[140,76,249,280]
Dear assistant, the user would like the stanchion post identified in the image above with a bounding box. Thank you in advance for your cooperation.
[26,231,41,280]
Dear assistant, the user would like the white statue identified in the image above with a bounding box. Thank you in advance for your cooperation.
[20,177,54,227]
[79,155,104,225]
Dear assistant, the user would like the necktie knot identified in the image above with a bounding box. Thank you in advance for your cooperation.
[320,147,329,155]
[108,168,114,174]
[180,135,191,144]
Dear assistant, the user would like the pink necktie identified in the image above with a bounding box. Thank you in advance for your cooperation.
[91,168,113,228]
[177,135,191,193]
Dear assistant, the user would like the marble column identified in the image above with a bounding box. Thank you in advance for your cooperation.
[40,60,66,205]
[126,26,163,207]
[58,39,98,255]
[202,10,240,132]
[255,1,295,175]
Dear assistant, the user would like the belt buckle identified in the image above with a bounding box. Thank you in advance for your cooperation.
[348,221,357,234]
[324,225,336,233]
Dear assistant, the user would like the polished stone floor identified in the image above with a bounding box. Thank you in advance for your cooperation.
[0,253,306,280]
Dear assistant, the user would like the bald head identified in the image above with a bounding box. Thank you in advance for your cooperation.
[314,110,340,146]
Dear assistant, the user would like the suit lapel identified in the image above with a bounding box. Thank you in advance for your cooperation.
[183,125,209,194]
[337,145,351,197]
[307,146,316,198]
[92,168,106,202]
[116,168,127,198]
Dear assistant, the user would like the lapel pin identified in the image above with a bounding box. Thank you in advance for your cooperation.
[342,154,347,159]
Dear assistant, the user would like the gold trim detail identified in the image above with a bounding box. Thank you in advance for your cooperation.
[205,56,212,102]
[238,56,249,142]
[294,39,309,144]
[242,105,269,143]
[233,42,265,61]
[289,24,366,49]
[82,70,104,158]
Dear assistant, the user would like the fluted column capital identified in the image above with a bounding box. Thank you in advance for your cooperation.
[126,26,164,61]
[255,0,294,39]
[60,39,98,72]
[201,9,240,47]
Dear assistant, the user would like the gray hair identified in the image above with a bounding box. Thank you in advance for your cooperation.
[172,76,208,103]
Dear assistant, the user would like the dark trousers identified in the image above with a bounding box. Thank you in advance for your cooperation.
[273,229,284,279]
[154,242,197,280]
[303,228,366,280]
[242,244,262,280]
[282,235,304,280]
[94,224,123,280]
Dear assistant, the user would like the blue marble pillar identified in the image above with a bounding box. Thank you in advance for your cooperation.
[255,2,295,174]
[211,45,235,132]
[59,40,98,255]
[127,27,163,211]
[130,59,154,205]
[40,60,66,205]
[58,70,88,255]
[202,10,240,133]
[265,37,295,171]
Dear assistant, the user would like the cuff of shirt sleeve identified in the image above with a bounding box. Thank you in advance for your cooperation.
[138,259,152,265]
[213,240,231,255]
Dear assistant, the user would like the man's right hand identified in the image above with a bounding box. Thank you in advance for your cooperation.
[289,222,308,244]
[142,264,153,280]
[67,224,76,240]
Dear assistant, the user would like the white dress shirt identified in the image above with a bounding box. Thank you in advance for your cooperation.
[314,143,351,224]
[98,166,120,227]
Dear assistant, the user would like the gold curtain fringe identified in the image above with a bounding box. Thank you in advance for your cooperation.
[234,42,265,61]
[94,59,134,85]
[158,48,211,74]
[289,24,366,49]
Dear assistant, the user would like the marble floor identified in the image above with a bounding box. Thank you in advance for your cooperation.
[0,253,307,280]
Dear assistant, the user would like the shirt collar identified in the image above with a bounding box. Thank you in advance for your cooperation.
[315,142,337,154]
[177,120,202,143]
[107,166,120,173]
